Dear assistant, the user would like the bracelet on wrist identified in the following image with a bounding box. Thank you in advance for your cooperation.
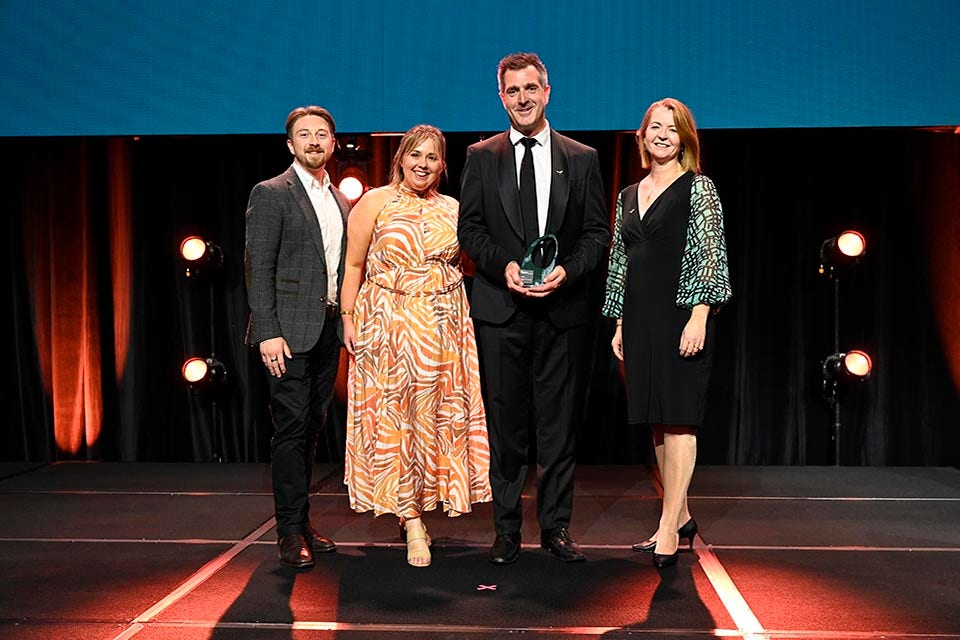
[340,308,354,316]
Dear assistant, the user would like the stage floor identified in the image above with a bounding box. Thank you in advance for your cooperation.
[1,462,958,639]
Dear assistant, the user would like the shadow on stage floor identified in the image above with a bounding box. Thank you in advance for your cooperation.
[1,463,958,639]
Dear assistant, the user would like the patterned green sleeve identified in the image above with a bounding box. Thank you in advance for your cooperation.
[676,175,732,310]
[602,190,627,318]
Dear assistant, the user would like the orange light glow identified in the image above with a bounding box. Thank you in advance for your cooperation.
[180,236,208,261]
[339,176,364,202]
[837,231,865,258]
[109,139,132,384]
[334,348,349,404]
[182,357,209,383]
[23,142,105,456]
[843,350,872,377]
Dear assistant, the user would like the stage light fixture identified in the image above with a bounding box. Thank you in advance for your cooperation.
[823,349,873,385]
[179,235,223,277]
[336,136,371,203]
[182,356,226,388]
[338,168,366,202]
[818,228,870,465]
[819,230,866,276]
[179,235,227,460]
[822,348,874,466]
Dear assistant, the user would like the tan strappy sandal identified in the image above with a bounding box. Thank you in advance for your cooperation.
[403,520,431,568]
[398,520,432,546]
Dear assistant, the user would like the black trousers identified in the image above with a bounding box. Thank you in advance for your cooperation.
[476,305,586,535]
[267,321,340,538]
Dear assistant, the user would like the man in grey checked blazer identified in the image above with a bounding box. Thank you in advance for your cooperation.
[245,106,351,568]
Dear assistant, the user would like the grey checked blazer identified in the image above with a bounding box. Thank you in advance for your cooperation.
[244,165,351,352]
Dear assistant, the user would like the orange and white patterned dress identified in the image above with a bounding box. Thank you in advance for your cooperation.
[344,185,491,518]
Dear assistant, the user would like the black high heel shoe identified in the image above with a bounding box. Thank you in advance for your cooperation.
[652,531,681,568]
[652,550,678,568]
[678,518,698,549]
[632,518,698,552]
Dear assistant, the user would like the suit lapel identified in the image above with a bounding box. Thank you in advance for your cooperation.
[285,166,326,263]
[546,130,570,233]
[496,133,525,241]
[330,186,350,245]
[330,186,351,282]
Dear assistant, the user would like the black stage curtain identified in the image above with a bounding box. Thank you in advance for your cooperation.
[4,129,958,465]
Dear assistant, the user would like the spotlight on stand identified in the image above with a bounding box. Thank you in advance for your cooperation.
[179,236,223,278]
[338,166,367,202]
[823,350,873,389]
[817,229,869,466]
[182,356,227,389]
[822,348,872,464]
[178,236,227,461]
[818,230,866,277]
[336,137,371,203]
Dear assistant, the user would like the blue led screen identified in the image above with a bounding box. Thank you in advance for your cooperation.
[2,0,958,136]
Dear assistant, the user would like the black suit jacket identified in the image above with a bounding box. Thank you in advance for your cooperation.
[458,129,609,328]
[244,165,351,352]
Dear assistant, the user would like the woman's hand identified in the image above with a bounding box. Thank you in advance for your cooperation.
[342,317,356,356]
[679,305,709,357]
[611,324,624,361]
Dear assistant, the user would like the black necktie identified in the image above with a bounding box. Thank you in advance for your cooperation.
[519,137,539,246]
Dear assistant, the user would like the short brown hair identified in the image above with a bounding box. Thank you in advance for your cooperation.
[637,98,701,172]
[390,124,447,190]
[497,52,548,93]
[285,106,336,139]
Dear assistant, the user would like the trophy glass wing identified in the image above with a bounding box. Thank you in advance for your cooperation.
[519,234,558,287]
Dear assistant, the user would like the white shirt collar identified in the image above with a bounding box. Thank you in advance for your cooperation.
[509,120,551,148]
[291,161,330,191]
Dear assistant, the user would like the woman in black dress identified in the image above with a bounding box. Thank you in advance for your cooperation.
[602,98,731,568]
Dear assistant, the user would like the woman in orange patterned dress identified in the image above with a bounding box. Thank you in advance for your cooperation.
[339,125,492,567]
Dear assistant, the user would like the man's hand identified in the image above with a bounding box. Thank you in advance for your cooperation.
[260,336,292,378]
[525,265,567,298]
[504,261,527,295]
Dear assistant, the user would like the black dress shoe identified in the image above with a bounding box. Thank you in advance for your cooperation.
[540,527,586,562]
[489,532,521,565]
[304,523,337,553]
[278,533,314,568]
[632,518,698,553]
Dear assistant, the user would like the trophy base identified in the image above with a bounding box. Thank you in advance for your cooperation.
[520,268,545,287]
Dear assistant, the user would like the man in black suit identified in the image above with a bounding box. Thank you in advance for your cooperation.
[245,106,350,568]
[458,53,609,564]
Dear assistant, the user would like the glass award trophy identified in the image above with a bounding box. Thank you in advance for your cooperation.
[519,234,558,287]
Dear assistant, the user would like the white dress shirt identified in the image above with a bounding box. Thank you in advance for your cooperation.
[509,121,552,236]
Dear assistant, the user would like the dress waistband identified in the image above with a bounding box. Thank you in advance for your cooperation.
[371,276,463,297]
